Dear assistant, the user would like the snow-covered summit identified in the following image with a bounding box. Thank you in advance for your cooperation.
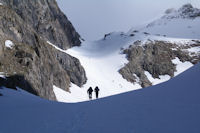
[135,4,200,39]
[163,4,200,19]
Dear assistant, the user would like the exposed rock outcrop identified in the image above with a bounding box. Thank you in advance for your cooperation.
[119,40,200,88]
[0,1,86,100]
[0,0,81,49]
[56,51,87,87]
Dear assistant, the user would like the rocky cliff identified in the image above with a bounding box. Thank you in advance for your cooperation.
[119,40,200,88]
[0,0,81,49]
[0,1,86,100]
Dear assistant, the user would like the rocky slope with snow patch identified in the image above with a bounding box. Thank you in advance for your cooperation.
[118,4,200,88]
[0,1,86,100]
[120,39,200,88]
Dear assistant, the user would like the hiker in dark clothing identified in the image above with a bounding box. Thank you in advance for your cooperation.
[87,87,93,100]
[94,86,100,99]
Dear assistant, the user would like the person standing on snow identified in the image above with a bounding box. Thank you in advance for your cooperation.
[94,86,100,99]
[87,87,93,100]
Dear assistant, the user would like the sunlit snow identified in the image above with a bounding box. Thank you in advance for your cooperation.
[0,72,6,79]
[144,71,171,85]
[48,31,199,103]
[48,7,200,103]
[172,57,194,76]
[5,40,14,49]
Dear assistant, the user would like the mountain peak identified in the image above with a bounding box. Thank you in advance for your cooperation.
[180,3,193,10]
[164,3,200,19]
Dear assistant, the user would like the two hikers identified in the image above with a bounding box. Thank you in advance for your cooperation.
[87,86,100,100]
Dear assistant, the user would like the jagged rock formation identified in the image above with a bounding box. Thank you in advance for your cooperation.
[0,0,81,49]
[0,1,86,100]
[163,4,200,19]
[119,40,200,88]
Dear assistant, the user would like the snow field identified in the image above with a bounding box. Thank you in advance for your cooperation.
[50,7,200,103]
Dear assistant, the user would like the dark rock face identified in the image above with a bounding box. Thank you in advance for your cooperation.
[0,76,37,94]
[0,2,87,100]
[56,51,87,87]
[0,23,70,100]
[119,41,200,88]
[1,0,81,49]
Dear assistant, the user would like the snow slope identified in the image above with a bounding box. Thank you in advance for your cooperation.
[65,33,142,101]
[48,35,142,102]
[50,4,200,103]
[57,33,197,103]
[135,5,200,39]
[0,63,200,133]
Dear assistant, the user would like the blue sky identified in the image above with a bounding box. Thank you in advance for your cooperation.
[57,0,200,41]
